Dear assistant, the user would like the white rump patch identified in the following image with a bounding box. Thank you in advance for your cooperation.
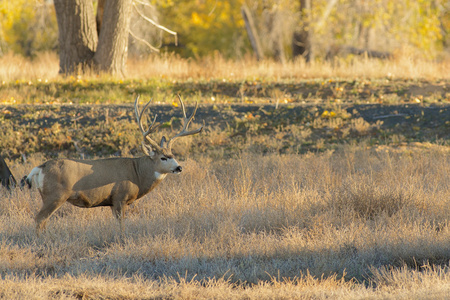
[28,167,44,189]
[154,171,167,181]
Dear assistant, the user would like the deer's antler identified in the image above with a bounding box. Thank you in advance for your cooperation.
[135,95,203,155]
[166,95,203,151]
[134,95,164,153]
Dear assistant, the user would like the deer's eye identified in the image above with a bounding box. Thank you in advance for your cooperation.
[161,157,168,161]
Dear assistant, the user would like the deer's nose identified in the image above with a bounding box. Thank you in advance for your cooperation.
[175,166,182,173]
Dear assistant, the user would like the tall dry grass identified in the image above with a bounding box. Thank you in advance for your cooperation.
[1,146,449,298]
[129,51,450,81]
[0,51,449,82]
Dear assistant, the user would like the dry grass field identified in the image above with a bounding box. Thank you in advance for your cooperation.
[0,53,450,298]
[0,51,449,82]
[1,146,450,298]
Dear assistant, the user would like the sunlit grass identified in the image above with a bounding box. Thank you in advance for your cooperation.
[0,51,449,83]
[1,51,449,105]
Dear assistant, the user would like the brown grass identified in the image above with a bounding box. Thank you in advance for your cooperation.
[1,145,449,298]
[1,51,449,82]
[130,52,450,81]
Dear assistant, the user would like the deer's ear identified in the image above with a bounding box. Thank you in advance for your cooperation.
[160,136,166,148]
[142,142,155,158]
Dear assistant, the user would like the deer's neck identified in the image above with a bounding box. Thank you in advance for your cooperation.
[134,157,166,198]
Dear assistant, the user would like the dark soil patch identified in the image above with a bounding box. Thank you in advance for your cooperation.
[1,102,449,160]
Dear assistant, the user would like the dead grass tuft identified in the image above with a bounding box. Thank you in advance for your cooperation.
[335,179,413,219]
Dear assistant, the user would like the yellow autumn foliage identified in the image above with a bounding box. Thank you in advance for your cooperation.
[0,0,57,57]
[0,0,448,59]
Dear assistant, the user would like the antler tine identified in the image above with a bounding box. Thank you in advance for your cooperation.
[134,95,163,152]
[135,96,160,135]
[134,95,145,135]
[177,94,187,119]
[166,96,203,150]
[134,95,141,124]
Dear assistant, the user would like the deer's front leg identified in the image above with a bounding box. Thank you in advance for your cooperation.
[111,198,127,232]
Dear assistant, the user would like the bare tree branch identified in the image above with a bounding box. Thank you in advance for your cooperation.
[241,4,264,60]
[208,0,218,16]
[133,0,152,7]
[132,1,178,46]
[129,30,160,52]
[316,0,338,31]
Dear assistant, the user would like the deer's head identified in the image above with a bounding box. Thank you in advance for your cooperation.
[134,95,203,174]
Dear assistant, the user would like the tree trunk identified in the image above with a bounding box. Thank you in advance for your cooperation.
[54,0,132,75]
[241,4,264,61]
[292,0,312,62]
[96,0,106,37]
[94,0,132,76]
[53,0,98,74]
[263,7,286,64]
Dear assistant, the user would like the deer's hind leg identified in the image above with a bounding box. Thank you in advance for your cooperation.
[35,192,70,233]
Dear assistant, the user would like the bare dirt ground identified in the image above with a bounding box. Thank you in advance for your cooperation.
[1,77,449,158]
[2,101,449,131]
[3,102,449,131]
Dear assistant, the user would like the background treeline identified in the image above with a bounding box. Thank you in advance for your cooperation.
[0,0,449,60]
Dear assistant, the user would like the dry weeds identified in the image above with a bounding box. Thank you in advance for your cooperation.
[0,51,449,82]
[1,146,449,298]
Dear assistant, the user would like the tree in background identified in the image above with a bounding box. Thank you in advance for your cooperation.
[153,0,247,58]
[242,1,296,63]
[53,0,131,75]
[0,0,57,57]
[154,0,448,61]
[292,0,312,61]
[53,0,98,74]
[305,0,446,60]
[0,0,449,64]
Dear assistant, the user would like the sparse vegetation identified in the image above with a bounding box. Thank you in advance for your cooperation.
[1,100,449,161]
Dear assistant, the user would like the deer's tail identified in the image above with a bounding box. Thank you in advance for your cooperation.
[20,176,31,189]
[20,167,41,189]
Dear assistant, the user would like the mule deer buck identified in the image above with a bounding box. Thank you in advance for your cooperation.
[23,95,202,232]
